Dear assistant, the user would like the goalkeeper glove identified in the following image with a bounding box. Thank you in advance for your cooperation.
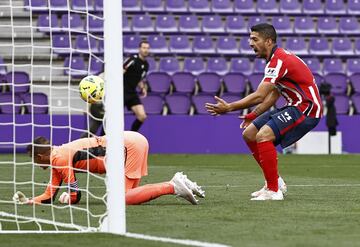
[59,192,70,204]
[12,191,33,205]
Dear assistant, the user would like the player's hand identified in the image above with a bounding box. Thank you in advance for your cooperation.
[140,87,147,98]
[13,191,30,204]
[59,192,70,204]
[239,115,252,129]
[205,96,230,116]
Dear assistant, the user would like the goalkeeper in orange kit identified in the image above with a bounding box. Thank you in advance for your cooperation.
[13,131,205,205]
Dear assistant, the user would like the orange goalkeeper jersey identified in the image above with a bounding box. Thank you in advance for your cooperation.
[33,131,149,204]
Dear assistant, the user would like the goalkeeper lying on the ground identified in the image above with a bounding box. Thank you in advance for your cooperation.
[13,131,204,205]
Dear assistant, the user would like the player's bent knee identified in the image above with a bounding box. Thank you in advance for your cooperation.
[137,114,147,122]
[242,125,257,142]
[256,126,275,143]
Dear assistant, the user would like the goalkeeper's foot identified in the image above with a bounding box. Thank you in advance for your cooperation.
[178,172,205,198]
[170,172,198,205]
[251,177,287,197]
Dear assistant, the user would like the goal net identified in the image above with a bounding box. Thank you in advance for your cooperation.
[0,0,125,233]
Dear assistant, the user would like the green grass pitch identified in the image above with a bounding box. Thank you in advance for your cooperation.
[0,154,360,247]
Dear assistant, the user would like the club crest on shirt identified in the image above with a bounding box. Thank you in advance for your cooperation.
[265,67,279,78]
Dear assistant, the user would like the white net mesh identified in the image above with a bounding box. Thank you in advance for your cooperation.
[0,0,110,232]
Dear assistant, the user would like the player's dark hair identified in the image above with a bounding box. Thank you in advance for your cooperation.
[250,23,277,43]
[139,40,150,48]
[26,136,51,157]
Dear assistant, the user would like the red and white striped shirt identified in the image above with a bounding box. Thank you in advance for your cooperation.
[262,47,323,118]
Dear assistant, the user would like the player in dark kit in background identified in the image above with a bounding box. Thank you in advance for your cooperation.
[123,41,150,132]
[206,23,323,201]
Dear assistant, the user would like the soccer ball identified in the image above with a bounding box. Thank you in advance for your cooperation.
[79,75,104,103]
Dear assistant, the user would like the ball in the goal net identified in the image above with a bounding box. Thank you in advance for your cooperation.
[79,75,104,104]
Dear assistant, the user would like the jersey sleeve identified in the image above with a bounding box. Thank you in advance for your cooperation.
[56,157,81,204]
[32,168,62,204]
[123,56,135,70]
[262,57,287,84]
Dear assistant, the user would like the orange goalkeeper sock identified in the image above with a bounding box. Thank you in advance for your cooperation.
[125,182,175,205]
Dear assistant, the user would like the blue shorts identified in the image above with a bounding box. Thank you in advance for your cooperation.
[252,106,320,148]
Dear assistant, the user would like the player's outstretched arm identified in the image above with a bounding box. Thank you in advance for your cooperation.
[205,81,275,115]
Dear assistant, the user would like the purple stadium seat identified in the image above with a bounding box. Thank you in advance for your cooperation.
[248,16,267,29]
[142,0,164,11]
[179,15,201,33]
[159,57,180,75]
[64,56,87,77]
[132,15,154,32]
[303,0,323,14]
[141,94,164,114]
[333,95,349,115]
[72,0,94,11]
[183,57,205,75]
[0,93,22,114]
[165,94,191,114]
[22,93,48,114]
[6,72,30,93]
[74,35,98,53]
[89,56,104,75]
[212,0,233,13]
[148,35,169,54]
[169,35,192,54]
[339,17,360,34]
[309,37,330,56]
[275,95,288,108]
[352,94,360,113]
[248,73,263,90]
[124,35,141,53]
[166,0,187,12]
[202,16,225,33]
[304,58,322,75]
[332,38,354,56]
[257,0,279,13]
[146,72,172,94]
[216,37,238,54]
[52,34,71,54]
[123,0,140,11]
[348,0,360,14]
[147,57,157,73]
[356,39,360,55]
[285,37,308,55]
[279,0,301,14]
[88,15,103,33]
[123,15,131,32]
[325,0,346,14]
[188,0,210,12]
[24,0,48,11]
[253,59,266,73]
[323,58,343,75]
[0,57,7,75]
[192,94,216,114]
[193,36,215,54]
[225,16,247,34]
[37,14,59,32]
[61,14,84,32]
[272,16,293,34]
[94,0,103,11]
[324,73,348,94]
[156,15,178,32]
[221,93,242,115]
[239,37,253,55]
[234,0,256,13]
[50,0,68,10]
[294,17,316,34]
[349,73,360,93]
[347,59,360,75]
[172,72,196,94]
[207,57,228,75]
[197,72,222,93]
[98,39,104,54]
[223,73,247,94]
[230,58,251,75]
[317,17,338,34]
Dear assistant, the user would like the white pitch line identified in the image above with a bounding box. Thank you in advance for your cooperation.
[125,232,230,247]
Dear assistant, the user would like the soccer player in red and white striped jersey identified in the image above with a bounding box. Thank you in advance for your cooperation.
[206,23,323,200]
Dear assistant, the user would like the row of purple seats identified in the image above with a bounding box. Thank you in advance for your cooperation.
[52,34,104,55]
[122,15,360,35]
[0,92,48,114]
[25,0,360,16]
[0,72,30,93]
[134,93,358,115]
[37,14,360,35]
[64,56,103,77]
